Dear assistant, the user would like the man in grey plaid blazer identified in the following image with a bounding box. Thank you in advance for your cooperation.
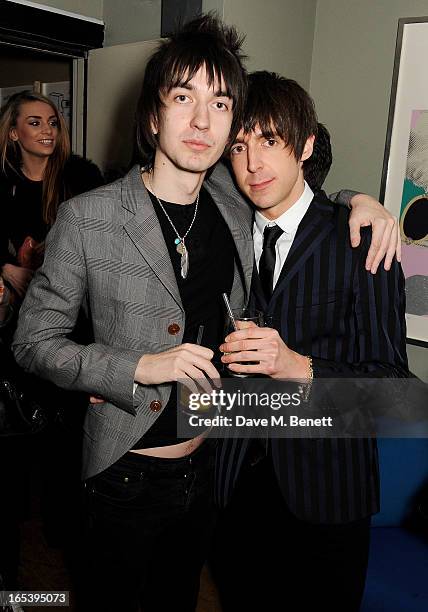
[13,15,252,612]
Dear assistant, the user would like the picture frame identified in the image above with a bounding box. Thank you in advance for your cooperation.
[380,17,428,347]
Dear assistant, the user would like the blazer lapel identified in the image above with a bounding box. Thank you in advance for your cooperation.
[205,163,254,301]
[271,196,335,301]
[121,165,182,308]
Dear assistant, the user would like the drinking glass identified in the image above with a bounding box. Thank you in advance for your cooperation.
[223,308,264,376]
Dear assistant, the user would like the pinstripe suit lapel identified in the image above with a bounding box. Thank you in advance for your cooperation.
[271,197,335,301]
[121,165,182,308]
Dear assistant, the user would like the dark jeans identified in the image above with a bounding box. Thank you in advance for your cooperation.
[0,436,32,590]
[210,452,371,612]
[82,441,216,612]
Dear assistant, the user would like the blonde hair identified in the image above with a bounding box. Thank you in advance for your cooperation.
[0,90,71,225]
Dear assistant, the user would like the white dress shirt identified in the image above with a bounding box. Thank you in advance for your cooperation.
[253,181,314,289]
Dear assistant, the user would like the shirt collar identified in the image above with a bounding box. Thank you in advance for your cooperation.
[254,181,314,235]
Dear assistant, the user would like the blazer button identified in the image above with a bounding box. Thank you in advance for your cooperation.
[168,323,180,335]
[149,400,162,412]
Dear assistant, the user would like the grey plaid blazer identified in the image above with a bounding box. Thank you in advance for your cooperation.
[13,163,253,479]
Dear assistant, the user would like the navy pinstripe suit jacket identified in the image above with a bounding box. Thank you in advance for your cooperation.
[215,191,410,524]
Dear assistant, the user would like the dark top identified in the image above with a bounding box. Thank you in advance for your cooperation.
[0,154,103,424]
[0,154,103,265]
[132,186,236,449]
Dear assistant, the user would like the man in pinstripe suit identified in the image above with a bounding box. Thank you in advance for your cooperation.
[212,72,410,611]
[13,14,400,610]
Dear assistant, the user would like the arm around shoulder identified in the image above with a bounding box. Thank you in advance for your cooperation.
[312,228,410,379]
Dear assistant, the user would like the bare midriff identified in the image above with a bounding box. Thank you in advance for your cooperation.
[129,431,207,458]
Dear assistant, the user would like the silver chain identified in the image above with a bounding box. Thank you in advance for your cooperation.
[147,173,199,244]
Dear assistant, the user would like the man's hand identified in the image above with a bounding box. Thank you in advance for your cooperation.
[220,326,309,378]
[1,263,34,298]
[89,344,220,402]
[348,194,400,273]
[135,343,221,394]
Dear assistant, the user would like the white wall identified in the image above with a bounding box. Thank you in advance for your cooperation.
[101,0,317,87]
[223,0,317,87]
[202,0,223,15]
[310,0,428,379]
[310,0,428,198]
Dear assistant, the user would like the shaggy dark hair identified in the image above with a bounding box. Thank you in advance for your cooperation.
[241,71,318,160]
[303,122,332,190]
[135,14,247,166]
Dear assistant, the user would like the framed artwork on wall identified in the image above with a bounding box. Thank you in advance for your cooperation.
[380,17,428,347]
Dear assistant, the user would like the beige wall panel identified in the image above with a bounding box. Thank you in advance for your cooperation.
[33,0,103,20]
[103,0,161,47]
[86,40,160,173]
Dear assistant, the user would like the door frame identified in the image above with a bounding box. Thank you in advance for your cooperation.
[0,0,104,155]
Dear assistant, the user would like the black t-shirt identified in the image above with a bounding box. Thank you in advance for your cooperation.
[132,186,236,449]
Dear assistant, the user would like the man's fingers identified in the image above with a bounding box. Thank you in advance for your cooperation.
[179,342,214,360]
[364,220,385,272]
[223,325,270,345]
[89,395,105,404]
[180,376,199,396]
[235,320,257,330]
[222,350,263,364]
[348,218,362,248]
[227,362,262,375]
[179,354,220,391]
[383,217,399,271]
[396,221,402,262]
[221,338,270,355]
[182,365,214,394]
[368,218,395,273]
[187,355,220,382]
[175,344,220,386]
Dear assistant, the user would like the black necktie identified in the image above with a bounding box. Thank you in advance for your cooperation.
[259,224,284,302]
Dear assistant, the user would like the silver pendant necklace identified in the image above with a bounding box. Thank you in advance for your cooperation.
[148,174,199,279]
